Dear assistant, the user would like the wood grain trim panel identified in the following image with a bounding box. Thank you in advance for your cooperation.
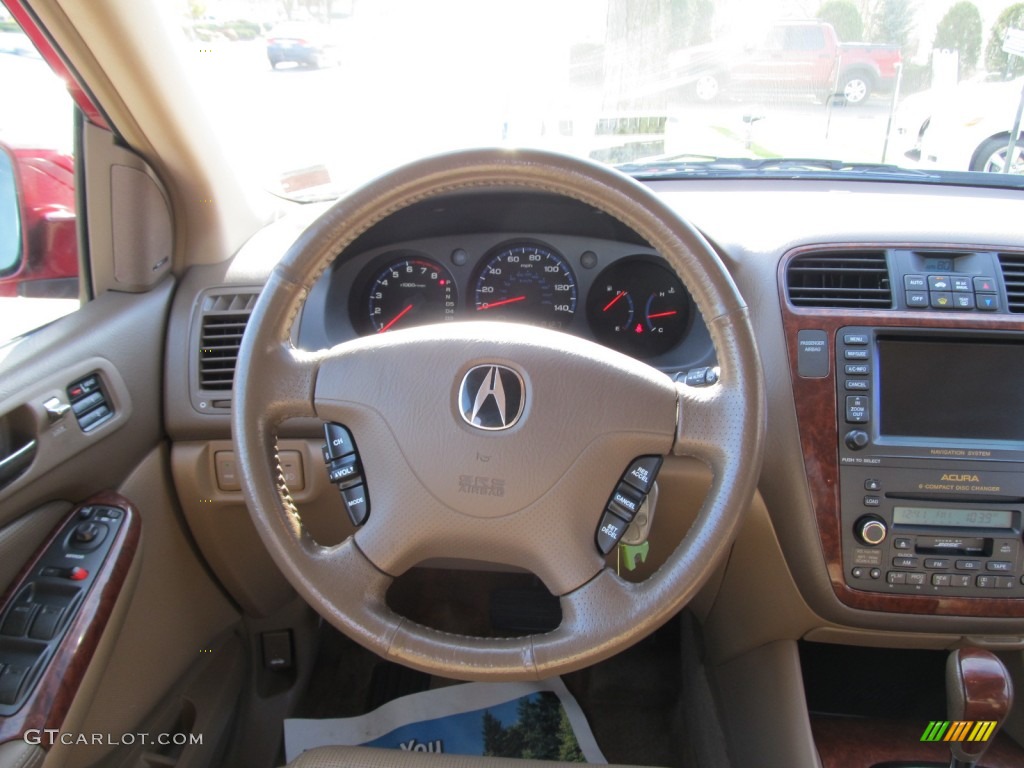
[779,244,1024,617]
[0,492,140,746]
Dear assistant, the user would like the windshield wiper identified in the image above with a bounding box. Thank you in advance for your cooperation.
[616,155,940,180]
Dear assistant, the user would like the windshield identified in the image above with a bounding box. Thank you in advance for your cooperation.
[171,0,1024,197]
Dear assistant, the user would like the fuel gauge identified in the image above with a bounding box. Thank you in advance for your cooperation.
[586,257,690,358]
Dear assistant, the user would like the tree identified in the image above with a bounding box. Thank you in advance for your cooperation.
[818,0,864,42]
[934,2,983,79]
[985,3,1024,77]
[480,694,582,761]
[868,0,916,50]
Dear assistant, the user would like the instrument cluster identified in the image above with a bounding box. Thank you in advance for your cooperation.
[336,234,702,364]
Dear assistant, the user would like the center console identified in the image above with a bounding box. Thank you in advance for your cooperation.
[835,328,1024,598]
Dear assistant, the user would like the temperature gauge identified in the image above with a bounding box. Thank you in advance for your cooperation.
[586,257,690,357]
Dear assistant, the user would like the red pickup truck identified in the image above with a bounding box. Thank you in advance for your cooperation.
[691,20,902,105]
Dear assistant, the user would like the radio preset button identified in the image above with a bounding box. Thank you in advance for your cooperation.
[976,575,996,589]
[932,574,952,587]
[924,558,951,569]
[986,561,1013,572]
[995,576,1015,589]
[887,572,906,584]
[956,560,981,571]
[951,575,972,587]
[906,573,926,586]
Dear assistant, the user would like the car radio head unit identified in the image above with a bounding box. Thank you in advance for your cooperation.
[835,327,1024,598]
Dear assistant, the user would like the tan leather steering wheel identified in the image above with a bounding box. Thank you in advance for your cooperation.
[232,148,765,680]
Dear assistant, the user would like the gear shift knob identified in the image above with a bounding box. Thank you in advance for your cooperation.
[946,648,1013,767]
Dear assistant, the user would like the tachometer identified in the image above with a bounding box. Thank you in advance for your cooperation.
[472,243,577,329]
[365,256,457,333]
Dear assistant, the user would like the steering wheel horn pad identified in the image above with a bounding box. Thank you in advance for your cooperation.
[233,148,765,680]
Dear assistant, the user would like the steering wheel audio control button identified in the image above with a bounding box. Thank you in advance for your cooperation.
[596,511,629,554]
[340,484,370,527]
[327,454,360,485]
[623,456,662,494]
[323,423,356,460]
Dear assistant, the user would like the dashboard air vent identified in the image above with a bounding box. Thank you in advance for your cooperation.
[786,251,892,309]
[998,253,1024,313]
[197,291,259,392]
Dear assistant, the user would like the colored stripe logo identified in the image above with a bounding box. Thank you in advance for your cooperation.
[921,721,997,742]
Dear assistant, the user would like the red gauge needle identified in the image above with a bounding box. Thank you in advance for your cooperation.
[647,310,678,319]
[477,295,526,311]
[378,304,413,332]
[603,291,626,312]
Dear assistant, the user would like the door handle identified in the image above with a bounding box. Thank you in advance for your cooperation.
[0,438,37,488]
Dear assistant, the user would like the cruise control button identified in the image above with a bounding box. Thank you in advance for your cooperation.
[609,483,644,522]
[596,511,628,555]
[623,456,662,494]
[323,423,356,461]
[340,484,369,526]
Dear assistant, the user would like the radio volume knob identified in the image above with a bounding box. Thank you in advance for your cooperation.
[845,430,870,450]
[855,516,888,546]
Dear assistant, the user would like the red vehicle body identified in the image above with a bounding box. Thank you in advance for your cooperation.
[692,20,902,105]
[0,140,77,297]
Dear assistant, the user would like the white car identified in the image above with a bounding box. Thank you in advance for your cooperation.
[897,77,1024,174]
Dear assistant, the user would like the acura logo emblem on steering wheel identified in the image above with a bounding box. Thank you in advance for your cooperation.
[459,365,526,431]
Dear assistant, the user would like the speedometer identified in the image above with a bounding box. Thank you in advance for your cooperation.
[472,243,577,329]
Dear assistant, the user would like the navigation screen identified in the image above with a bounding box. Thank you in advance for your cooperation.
[878,337,1024,442]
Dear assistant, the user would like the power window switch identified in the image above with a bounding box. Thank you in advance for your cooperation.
[1,603,39,637]
[262,630,293,671]
[28,605,65,641]
[0,664,31,705]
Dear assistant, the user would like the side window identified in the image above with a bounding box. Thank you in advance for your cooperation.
[0,12,80,344]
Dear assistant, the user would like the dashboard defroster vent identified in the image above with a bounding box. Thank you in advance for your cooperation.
[196,291,259,394]
[998,253,1024,313]
[786,251,892,309]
